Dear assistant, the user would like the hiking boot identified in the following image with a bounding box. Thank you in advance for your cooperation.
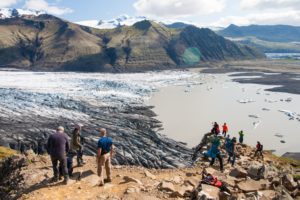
[99,182,104,187]
[50,176,59,183]
[104,178,112,183]
[62,177,69,185]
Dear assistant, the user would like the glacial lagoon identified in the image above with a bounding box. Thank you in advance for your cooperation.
[0,69,299,156]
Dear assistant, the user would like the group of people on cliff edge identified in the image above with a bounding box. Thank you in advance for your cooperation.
[46,125,114,185]
[207,122,264,171]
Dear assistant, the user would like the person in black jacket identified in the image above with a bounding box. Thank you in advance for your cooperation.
[47,126,69,184]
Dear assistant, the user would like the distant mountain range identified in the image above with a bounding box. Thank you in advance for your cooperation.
[0,10,265,72]
[218,24,300,53]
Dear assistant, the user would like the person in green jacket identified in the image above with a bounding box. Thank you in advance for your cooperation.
[239,130,245,144]
[70,123,85,166]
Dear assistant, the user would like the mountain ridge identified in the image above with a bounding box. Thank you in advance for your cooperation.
[0,14,265,72]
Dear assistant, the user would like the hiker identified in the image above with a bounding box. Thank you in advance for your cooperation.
[222,123,228,137]
[207,135,223,171]
[238,130,244,144]
[97,128,114,186]
[201,170,231,194]
[47,126,69,184]
[254,141,264,159]
[70,123,85,166]
[227,137,237,166]
[211,122,220,135]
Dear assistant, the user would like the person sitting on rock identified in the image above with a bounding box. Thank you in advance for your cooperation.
[254,141,264,159]
[70,123,85,166]
[238,130,244,144]
[201,170,231,194]
[227,137,237,166]
[47,126,69,184]
[207,135,223,171]
[97,128,114,186]
[222,123,228,137]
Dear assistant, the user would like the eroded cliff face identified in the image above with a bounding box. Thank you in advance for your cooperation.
[0,16,265,72]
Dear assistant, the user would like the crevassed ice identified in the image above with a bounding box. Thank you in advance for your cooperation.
[0,70,203,120]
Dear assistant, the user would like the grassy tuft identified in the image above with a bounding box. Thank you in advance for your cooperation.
[0,146,17,160]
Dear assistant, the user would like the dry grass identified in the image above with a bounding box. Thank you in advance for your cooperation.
[0,146,16,160]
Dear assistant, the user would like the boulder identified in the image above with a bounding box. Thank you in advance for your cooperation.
[144,170,156,180]
[123,176,143,185]
[229,167,247,178]
[205,167,218,176]
[237,179,268,192]
[258,190,277,199]
[171,185,193,198]
[159,181,175,192]
[198,184,220,200]
[282,174,297,191]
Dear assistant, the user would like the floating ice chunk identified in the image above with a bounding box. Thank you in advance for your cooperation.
[237,99,255,103]
[249,114,260,119]
[275,133,284,138]
[253,121,261,129]
[265,99,277,103]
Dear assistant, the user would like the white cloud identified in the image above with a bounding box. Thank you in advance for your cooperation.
[0,0,19,8]
[240,0,300,10]
[23,0,73,15]
[212,9,300,27]
[133,0,226,19]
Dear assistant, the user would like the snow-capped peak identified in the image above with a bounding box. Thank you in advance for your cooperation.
[0,8,45,19]
[76,15,147,29]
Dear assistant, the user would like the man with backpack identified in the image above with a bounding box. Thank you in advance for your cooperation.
[254,141,264,159]
[208,135,224,171]
[222,123,228,137]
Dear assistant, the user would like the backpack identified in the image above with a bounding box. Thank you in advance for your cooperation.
[259,145,263,151]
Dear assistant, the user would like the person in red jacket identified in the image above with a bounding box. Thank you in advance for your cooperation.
[222,123,228,137]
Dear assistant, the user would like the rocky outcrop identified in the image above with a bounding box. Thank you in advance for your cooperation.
[0,155,27,199]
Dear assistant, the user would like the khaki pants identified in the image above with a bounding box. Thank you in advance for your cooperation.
[97,153,111,184]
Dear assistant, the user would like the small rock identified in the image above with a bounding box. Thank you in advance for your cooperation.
[186,172,195,177]
[144,170,156,180]
[229,167,248,178]
[159,181,175,192]
[123,176,143,185]
[171,176,182,184]
[184,177,200,187]
[198,184,220,199]
[125,186,140,194]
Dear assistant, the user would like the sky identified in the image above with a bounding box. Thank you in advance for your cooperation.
[1,0,300,27]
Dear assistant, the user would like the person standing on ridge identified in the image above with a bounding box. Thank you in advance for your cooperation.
[208,135,223,171]
[238,130,245,144]
[70,123,85,166]
[211,122,220,135]
[227,137,237,166]
[47,126,69,184]
[222,123,228,137]
[254,141,264,160]
[97,128,114,186]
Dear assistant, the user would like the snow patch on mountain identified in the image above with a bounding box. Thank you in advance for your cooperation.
[0,8,45,19]
[76,15,147,29]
